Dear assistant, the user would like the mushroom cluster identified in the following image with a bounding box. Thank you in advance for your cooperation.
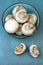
[4,5,37,36]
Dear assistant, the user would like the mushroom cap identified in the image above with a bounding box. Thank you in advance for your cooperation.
[16,24,22,35]
[15,9,28,23]
[12,5,26,17]
[4,19,19,33]
[22,23,36,36]
[29,45,40,58]
[14,43,26,54]
[5,14,14,22]
[28,14,37,25]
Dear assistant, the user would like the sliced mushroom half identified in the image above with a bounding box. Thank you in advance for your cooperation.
[29,45,40,58]
[14,43,26,54]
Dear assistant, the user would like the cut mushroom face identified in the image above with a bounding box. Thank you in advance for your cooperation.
[15,9,28,23]
[16,24,22,35]
[14,43,26,55]
[28,14,37,25]
[5,14,14,22]
[29,45,40,58]
[22,23,36,36]
[12,5,26,17]
[4,19,19,33]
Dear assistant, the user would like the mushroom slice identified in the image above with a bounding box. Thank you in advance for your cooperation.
[15,9,28,23]
[5,14,14,22]
[29,45,40,58]
[16,24,22,35]
[28,14,37,25]
[14,43,26,54]
[4,19,19,33]
[22,23,36,36]
[12,5,26,17]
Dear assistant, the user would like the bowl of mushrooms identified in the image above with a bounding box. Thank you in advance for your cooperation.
[2,3,39,38]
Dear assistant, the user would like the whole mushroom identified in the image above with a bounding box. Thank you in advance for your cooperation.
[15,9,29,23]
[28,14,37,25]
[22,23,36,36]
[12,5,26,17]
[4,19,19,33]
[16,24,22,35]
[5,14,14,22]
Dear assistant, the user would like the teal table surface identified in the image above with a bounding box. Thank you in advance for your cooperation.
[0,0,43,65]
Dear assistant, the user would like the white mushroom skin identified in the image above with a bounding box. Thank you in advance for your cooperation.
[22,23,36,36]
[16,24,22,35]
[5,14,14,22]
[14,43,26,54]
[12,5,26,17]
[28,14,37,25]
[15,9,28,23]
[29,45,40,58]
[4,19,19,33]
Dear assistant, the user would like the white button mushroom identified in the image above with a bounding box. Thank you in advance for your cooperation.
[14,43,26,55]
[22,23,36,36]
[4,19,19,33]
[28,14,37,25]
[12,5,26,17]
[29,45,40,58]
[5,14,14,22]
[15,9,28,23]
[16,24,22,35]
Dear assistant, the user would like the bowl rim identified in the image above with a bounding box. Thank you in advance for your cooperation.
[2,2,40,38]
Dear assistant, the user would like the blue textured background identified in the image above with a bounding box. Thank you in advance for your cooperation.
[0,0,43,65]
